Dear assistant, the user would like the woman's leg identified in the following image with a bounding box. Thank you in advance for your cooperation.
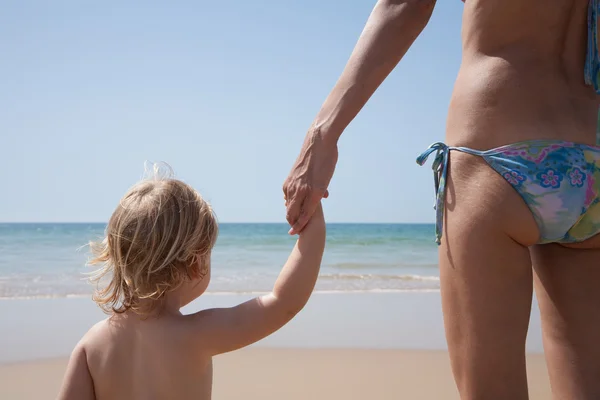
[531,243,600,399]
[440,152,539,399]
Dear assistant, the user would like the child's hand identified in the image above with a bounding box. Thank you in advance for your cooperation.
[299,202,324,235]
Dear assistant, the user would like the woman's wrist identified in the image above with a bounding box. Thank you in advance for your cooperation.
[309,118,343,147]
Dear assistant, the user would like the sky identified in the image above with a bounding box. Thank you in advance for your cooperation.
[1,0,464,223]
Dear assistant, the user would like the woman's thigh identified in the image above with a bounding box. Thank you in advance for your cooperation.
[440,152,539,399]
[531,243,600,400]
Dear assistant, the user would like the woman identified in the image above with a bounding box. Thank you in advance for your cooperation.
[282,0,600,399]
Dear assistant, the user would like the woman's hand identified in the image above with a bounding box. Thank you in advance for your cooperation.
[283,128,337,235]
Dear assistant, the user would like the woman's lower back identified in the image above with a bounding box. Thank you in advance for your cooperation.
[447,0,599,149]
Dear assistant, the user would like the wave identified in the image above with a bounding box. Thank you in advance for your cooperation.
[319,273,440,282]
[0,273,441,300]
[0,288,440,300]
[329,262,438,270]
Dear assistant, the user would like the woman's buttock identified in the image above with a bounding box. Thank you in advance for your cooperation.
[419,145,600,249]
[445,151,541,246]
[453,143,600,247]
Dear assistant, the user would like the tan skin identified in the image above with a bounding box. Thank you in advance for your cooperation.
[283,0,600,399]
[57,205,325,400]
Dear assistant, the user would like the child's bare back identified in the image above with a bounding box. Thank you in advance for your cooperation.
[67,314,213,399]
[57,165,325,400]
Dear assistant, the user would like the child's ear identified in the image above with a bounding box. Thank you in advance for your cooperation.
[188,255,208,280]
[198,257,210,279]
[186,256,201,280]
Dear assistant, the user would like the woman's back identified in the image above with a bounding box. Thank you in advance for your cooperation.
[449,0,598,148]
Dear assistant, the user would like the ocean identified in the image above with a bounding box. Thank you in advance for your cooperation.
[0,223,440,299]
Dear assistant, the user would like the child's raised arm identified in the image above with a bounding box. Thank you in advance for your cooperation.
[189,203,326,355]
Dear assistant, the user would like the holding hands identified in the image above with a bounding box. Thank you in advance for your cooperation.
[283,128,338,235]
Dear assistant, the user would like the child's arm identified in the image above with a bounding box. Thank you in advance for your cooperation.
[190,203,326,355]
[57,341,96,400]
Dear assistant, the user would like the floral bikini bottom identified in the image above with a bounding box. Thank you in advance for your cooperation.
[417,141,600,245]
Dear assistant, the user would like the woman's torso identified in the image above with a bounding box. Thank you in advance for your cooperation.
[447,0,599,149]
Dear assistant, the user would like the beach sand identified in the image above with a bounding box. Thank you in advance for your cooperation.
[0,348,551,400]
[0,292,552,399]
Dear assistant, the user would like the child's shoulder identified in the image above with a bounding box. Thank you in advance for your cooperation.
[75,317,113,353]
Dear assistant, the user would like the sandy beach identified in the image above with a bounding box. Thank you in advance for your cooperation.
[0,348,551,400]
[0,292,552,399]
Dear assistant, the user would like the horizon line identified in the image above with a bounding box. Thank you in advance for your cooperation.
[0,221,435,225]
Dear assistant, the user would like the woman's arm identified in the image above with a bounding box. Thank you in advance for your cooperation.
[283,0,437,234]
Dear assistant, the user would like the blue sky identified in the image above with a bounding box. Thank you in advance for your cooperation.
[1,1,463,223]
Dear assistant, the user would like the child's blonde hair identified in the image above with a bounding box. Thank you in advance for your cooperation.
[89,163,218,316]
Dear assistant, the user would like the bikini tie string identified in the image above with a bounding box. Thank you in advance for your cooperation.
[416,142,451,245]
